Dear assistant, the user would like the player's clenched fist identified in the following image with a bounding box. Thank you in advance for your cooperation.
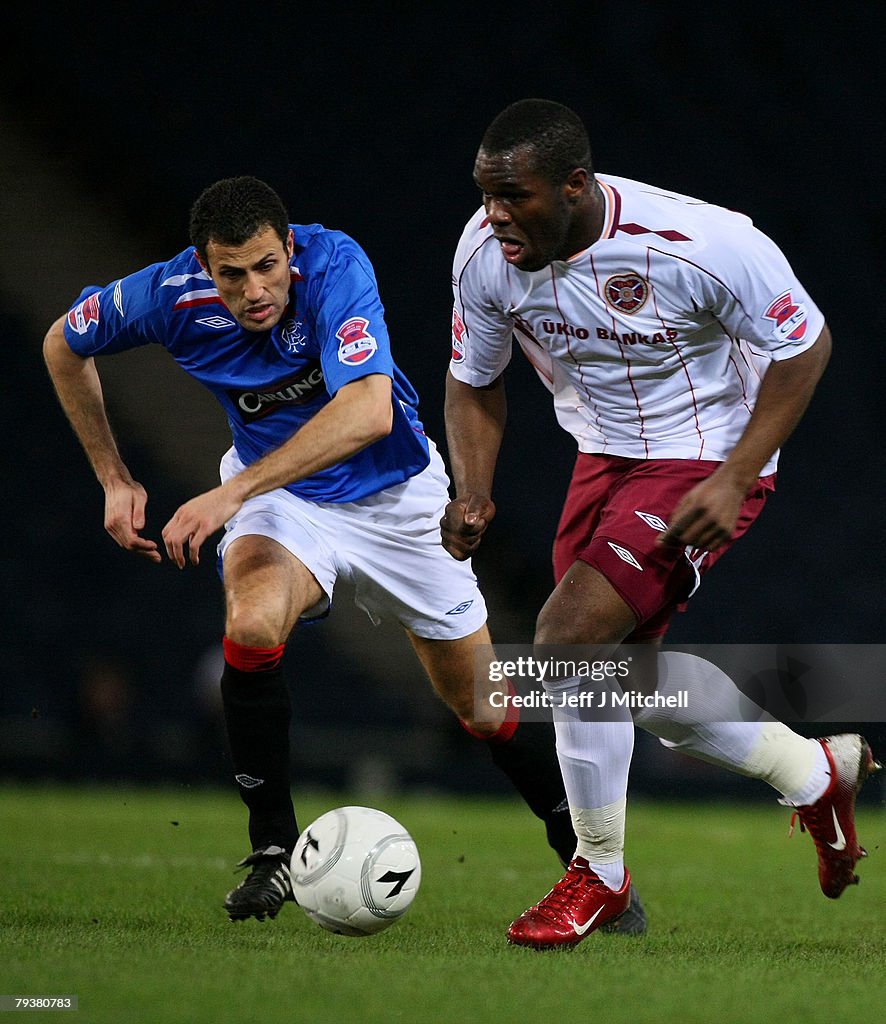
[440,493,496,560]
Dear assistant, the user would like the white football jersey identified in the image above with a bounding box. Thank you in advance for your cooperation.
[449,173,825,474]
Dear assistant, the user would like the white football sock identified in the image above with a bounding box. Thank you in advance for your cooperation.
[633,651,829,801]
[570,800,627,890]
[544,674,633,889]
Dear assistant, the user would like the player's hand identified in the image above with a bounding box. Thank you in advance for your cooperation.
[103,478,162,563]
[161,484,242,568]
[656,472,747,552]
[440,493,496,560]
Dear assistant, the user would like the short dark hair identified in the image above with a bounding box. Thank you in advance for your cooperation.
[188,176,290,258]
[479,99,593,183]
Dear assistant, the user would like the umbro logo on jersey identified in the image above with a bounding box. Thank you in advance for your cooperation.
[196,315,236,329]
[607,542,643,571]
[446,600,474,615]
[635,510,668,532]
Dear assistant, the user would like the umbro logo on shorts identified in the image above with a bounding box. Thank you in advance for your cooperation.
[607,542,643,571]
[634,510,668,532]
[446,600,474,615]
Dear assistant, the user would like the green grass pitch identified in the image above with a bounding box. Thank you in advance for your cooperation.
[2,784,883,1024]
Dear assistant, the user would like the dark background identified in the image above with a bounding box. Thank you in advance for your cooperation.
[2,4,883,798]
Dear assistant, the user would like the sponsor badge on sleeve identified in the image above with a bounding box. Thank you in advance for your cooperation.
[336,316,378,365]
[67,292,102,335]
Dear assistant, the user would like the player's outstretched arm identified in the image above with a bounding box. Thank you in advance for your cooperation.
[43,316,161,563]
[161,373,394,568]
[440,371,506,560]
[659,324,832,551]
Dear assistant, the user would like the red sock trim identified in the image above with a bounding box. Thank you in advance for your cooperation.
[460,679,520,744]
[223,636,285,672]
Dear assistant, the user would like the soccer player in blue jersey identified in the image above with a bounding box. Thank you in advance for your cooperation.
[43,176,647,930]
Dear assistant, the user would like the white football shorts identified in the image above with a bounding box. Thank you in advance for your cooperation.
[216,441,488,640]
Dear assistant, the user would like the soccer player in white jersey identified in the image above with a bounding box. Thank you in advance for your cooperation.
[43,175,650,930]
[441,99,880,949]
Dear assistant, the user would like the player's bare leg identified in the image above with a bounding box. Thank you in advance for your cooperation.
[407,625,578,851]
[536,560,639,648]
[406,624,506,738]
[220,535,323,922]
[223,534,321,647]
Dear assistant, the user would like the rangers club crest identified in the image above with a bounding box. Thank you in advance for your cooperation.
[603,274,649,315]
[281,317,308,353]
[336,317,378,365]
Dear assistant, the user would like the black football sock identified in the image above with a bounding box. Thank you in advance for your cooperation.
[486,719,577,866]
[220,649,298,853]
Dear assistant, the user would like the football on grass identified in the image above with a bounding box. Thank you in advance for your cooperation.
[290,806,421,936]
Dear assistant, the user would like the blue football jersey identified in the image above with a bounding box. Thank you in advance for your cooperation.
[63,224,431,502]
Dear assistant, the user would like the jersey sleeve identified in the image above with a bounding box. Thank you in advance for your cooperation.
[448,209,515,386]
[308,236,395,397]
[695,220,825,361]
[61,264,169,357]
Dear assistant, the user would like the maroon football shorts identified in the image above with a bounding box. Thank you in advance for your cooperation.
[553,453,776,641]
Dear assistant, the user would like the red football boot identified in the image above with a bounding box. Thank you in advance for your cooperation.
[507,859,632,950]
[787,734,881,899]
